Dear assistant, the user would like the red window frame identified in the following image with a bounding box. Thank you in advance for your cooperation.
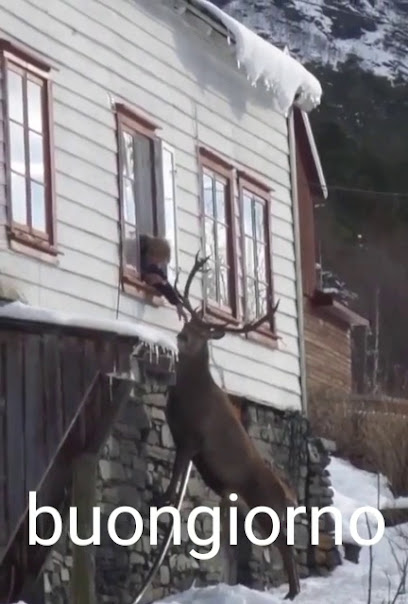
[198,147,239,323]
[238,172,278,344]
[115,102,165,300]
[1,40,56,255]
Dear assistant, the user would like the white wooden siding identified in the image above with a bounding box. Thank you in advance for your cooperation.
[0,0,302,410]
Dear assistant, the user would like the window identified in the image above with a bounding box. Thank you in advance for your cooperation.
[116,104,166,287]
[162,143,178,284]
[239,175,276,334]
[199,148,237,319]
[2,42,55,251]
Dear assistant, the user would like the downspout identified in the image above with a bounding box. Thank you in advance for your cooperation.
[288,108,308,416]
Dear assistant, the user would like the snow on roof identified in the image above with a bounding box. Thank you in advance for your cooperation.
[192,0,322,116]
[0,301,177,353]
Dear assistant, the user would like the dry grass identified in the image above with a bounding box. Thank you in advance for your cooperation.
[309,389,408,497]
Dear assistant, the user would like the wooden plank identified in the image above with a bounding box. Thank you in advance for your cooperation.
[61,336,82,432]
[5,333,25,533]
[43,334,64,461]
[24,335,45,494]
[71,453,97,604]
[82,339,100,435]
[0,340,7,548]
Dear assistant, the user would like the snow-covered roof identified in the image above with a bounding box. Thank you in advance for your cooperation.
[190,0,322,116]
[0,301,177,353]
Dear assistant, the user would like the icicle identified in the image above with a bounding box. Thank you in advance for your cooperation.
[237,59,241,69]
[227,35,231,45]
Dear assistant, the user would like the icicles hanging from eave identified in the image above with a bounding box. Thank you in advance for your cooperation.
[193,0,322,116]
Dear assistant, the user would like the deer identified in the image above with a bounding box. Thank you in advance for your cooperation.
[157,253,301,600]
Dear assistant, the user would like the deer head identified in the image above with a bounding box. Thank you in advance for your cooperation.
[173,253,279,357]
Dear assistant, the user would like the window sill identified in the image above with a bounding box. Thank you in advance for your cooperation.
[245,328,279,349]
[122,274,164,308]
[204,302,240,325]
[8,228,59,264]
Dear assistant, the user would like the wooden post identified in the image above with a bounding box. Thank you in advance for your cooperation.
[70,453,98,604]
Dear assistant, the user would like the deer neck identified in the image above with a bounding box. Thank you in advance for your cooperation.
[176,345,213,384]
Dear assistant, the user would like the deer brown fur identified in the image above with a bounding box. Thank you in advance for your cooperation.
[158,254,301,600]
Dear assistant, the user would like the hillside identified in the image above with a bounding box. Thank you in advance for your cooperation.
[213,0,408,397]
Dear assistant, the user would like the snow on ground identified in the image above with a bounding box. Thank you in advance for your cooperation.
[155,455,408,604]
[329,456,408,542]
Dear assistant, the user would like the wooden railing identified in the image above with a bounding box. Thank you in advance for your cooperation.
[0,323,137,600]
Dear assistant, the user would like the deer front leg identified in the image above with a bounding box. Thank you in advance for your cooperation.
[154,446,193,507]
[275,532,300,601]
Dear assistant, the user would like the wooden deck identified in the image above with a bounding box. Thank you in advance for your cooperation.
[0,315,161,601]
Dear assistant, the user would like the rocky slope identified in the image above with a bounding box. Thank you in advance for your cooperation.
[214,0,408,81]
[213,0,408,396]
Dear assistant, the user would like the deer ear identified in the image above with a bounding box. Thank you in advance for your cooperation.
[209,329,225,340]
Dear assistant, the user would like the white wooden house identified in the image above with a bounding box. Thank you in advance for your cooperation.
[0,0,322,413]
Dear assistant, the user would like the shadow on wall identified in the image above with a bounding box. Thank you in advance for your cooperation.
[139,0,279,121]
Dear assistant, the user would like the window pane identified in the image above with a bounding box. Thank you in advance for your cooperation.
[123,177,136,225]
[121,131,134,178]
[11,172,27,224]
[243,193,253,236]
[163,147,176,277]
[31,181,46,232]
[134,133,154,235]
[246,277,257,320]
[219,266,229,306]
[255,201,265,242]
[124,225,138,267]
[256,242,266,280]
[203,173,214,217]
[215,179,226,222]
[217,223,227,267]
[29,131,44,183]
[245,236,255,278]
[7,70,24,124]
[27,81,43,133]
[205,261,217,301]
[9,122,26,175]
[258,282,268,317]
[205,218,216,259]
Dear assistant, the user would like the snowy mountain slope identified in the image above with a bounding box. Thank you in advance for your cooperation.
[213,0,408,80]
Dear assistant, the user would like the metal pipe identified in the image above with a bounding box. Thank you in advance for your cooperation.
[288,108,308,416]
[131,461,193,604]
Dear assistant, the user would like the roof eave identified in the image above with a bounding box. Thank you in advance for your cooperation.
[298,109,328,199]
[310,289,369,328]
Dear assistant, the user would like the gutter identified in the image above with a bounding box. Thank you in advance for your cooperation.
[288,108,308,417]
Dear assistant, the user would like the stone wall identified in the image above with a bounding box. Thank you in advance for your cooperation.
[43,384,340,604]
[306,438,341,575]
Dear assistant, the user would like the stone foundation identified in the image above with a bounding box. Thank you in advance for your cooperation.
[43,385,340,604]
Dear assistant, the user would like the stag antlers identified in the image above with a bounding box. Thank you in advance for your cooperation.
[173,252,279,334]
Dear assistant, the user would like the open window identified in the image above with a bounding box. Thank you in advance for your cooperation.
[1,40,56,254]
[116,103,179,297]
[239,174,277,339]
[162,142,178,285]
[199,148,238,321]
